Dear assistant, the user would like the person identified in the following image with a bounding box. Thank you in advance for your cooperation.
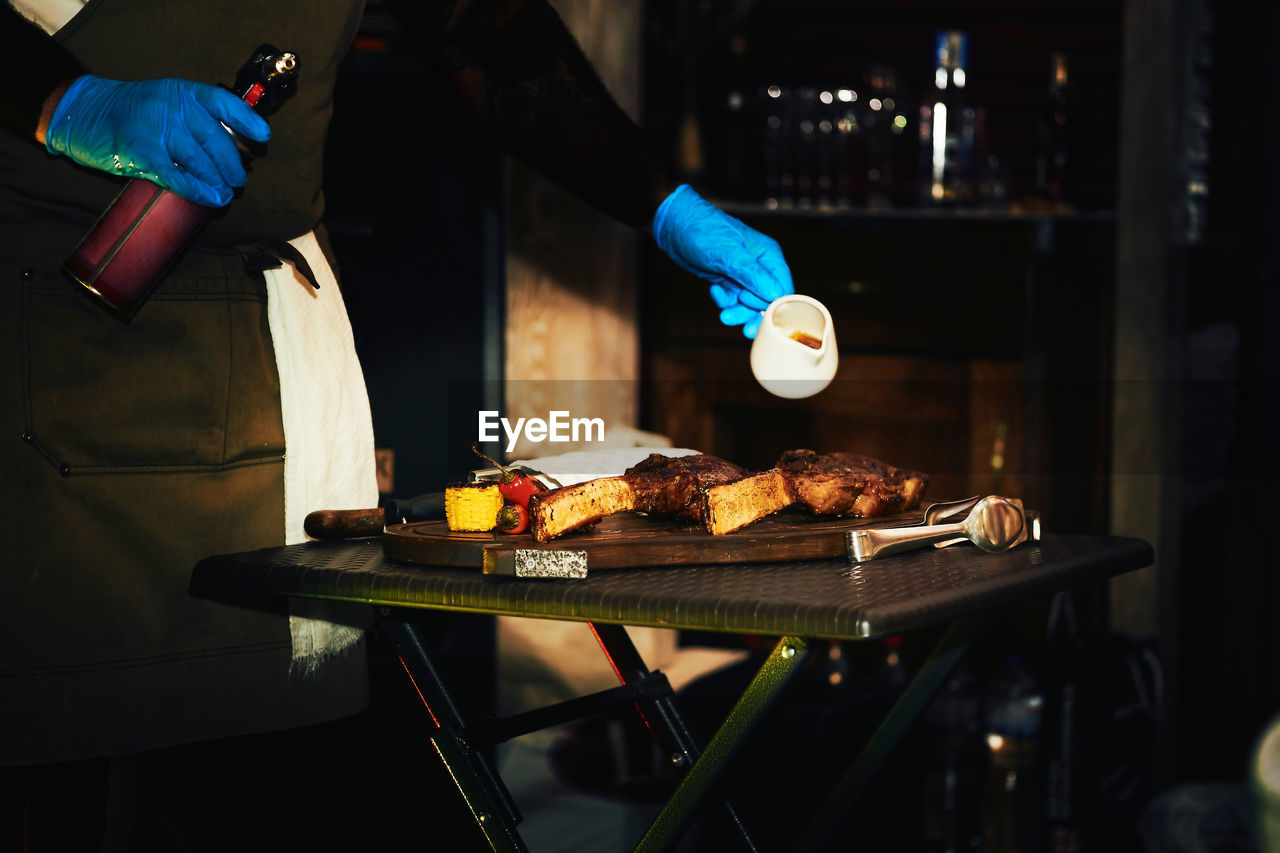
[0,0,793,847]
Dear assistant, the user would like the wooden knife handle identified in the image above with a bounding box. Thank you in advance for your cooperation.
[303,508,386,540]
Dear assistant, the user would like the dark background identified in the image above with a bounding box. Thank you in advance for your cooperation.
[642,0,1122,208]
[321,1,1278,849]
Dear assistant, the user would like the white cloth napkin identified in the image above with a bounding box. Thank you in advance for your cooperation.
[511,446,699,487]
[263,232,378,676]
[9,0,86,32]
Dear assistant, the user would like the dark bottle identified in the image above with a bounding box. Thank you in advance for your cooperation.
[717,32,754,200]
[920,668,984,853]
[63,45,298,319]
[981,654,1045,852]
[919,31,976,205]
[861,64,908,209]
[881,634,907,690]
[793,86,819,208]
[1036,52,1073,205]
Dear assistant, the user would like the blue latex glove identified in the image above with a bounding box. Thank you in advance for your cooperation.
[652,184,794,338]
[45,75,271,207]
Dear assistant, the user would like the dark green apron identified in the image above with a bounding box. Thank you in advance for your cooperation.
[1,0,369,763]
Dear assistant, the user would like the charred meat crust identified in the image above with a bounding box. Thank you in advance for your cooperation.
[702,449,929,534]
[773,449,929,516]
[531,450,928,541]
[624,453,749,521]
[530,453,749,542]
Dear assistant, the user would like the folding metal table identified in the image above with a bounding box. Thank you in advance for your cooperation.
[190,533,1152,852]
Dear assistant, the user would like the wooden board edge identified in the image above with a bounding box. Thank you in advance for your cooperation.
[382,507,940,571]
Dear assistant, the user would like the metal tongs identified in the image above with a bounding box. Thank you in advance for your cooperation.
[846,495,1041,563]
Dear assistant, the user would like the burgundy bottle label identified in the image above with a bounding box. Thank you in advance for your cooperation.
[64,179,210,318]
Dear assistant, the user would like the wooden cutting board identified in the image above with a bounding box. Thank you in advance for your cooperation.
[382,506,932,576]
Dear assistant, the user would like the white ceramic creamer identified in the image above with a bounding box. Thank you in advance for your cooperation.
[749,294,838,399]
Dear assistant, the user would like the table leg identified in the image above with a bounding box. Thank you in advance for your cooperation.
[377,613,527,853]
[589,623,765,851]
[791,615,985,852]
[625,634,813,853]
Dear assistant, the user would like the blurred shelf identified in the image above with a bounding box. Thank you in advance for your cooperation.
[710,198,1116,225]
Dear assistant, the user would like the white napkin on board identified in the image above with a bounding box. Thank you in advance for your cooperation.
[510,446,700,487]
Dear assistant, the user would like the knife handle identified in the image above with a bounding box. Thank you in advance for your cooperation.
[303,492,448,540]
[385,492,446,524]
[303,508,386,540]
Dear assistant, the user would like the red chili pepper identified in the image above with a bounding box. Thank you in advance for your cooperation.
[499,474,543,507]
[495,503,530,535]
[473,444,546,507]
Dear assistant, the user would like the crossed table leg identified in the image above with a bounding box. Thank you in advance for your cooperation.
[375,608,980,852]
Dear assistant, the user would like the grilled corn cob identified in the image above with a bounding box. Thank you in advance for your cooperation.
[445,483,504,532]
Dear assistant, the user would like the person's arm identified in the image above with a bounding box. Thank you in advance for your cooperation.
[0,5,270,207]
[383,0,671,230]
[0,5,86,142]
[385,0,794,337]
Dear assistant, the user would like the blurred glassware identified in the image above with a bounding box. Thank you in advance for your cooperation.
[978,154,1011,207]
[919,30,978,205]
[920,668,985,853]
[1255,714,1280,852]
[750,66,920,210]
[794,86,820,208]
[813,89,837,209]
[759,83,793,209]
[981,654,1044,851]
[831,87,860,208]
[861,64,910,208]
[1036,51,1074,206]
[717,31,754,200]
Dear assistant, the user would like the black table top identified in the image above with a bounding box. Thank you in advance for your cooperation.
[191,533,1152,641]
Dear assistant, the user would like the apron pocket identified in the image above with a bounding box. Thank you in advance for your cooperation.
[19,266,285,474]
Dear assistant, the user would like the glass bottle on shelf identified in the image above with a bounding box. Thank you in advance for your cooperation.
[760,83,794,209]
[981,654,1045,852]
[860,65,910,209]
[813,88,837,210]
[920,668,984,853]
[718,32,754,201]
[794,86,819,208]
[832,86,860,208]
[881,634,908,690]
[1036,51,1074,206]
[919,30,977,205]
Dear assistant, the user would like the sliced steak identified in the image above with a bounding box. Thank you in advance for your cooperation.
[777,449,928,517]
[703,449,929,534]
[530,453,750,542]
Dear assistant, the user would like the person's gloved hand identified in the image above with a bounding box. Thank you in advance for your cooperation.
[652,184,794,338]
[45,75,271,207]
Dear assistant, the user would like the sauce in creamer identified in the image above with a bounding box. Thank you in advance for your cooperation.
[789,330,823,349]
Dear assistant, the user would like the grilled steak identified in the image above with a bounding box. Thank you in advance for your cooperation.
[703,449,929,534]
[531,449,928,541]
[530,453,749,542]
[778,449,928,516]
